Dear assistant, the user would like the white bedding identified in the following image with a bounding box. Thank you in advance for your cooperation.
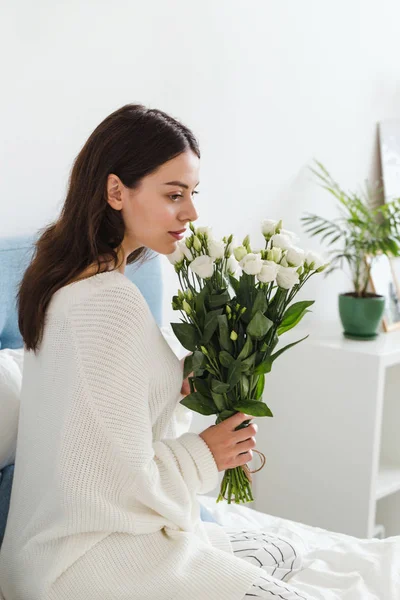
[201,495,400,600]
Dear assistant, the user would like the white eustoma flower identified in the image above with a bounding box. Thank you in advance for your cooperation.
[167,245,185,265]
[276,265,300,289]
[189,255,215,279]
[239,252,263,275]
[196,226,213,238]
[304,251,324,270]
[285,246,305,267]
[270,233,293,250]
[280,228,300,243]
[261,219,279,237]
[208,239,225,260]
[225,255,239,275]
[233,245,248,262]
[257,260,279,283]
[178,239,194,261]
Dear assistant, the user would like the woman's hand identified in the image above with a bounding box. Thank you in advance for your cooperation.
[180,353,193,397]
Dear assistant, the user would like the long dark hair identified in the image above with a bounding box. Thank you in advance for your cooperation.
[18,104,200,352]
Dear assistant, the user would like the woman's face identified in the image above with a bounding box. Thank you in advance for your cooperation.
[107,150,200,259]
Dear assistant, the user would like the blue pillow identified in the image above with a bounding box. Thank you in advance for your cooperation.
[0,464,14,547]
[199,502,218,524]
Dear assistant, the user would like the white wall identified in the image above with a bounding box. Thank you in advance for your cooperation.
[2,0,400,329]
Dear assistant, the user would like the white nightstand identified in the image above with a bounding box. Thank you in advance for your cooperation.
[252,321,400,538]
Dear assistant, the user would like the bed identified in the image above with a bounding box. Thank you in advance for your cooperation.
[1,234,399,600]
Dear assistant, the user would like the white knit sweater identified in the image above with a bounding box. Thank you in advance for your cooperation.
[0,271,261,600]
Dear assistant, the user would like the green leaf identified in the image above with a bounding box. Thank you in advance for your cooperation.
[255,335,309,374]
[240,351,257,373]
[194,285,208,328]
[254,374,265,400]
[183,354,193,379]
[240,374,250,398]
[202,308,223,344]
[277,300,315,335]
[180,391,217,415]
[250,289,268,319]
[254,358,273,375]
[216,409,237,424]
[219,350,234,368]
[232,398,273,417]
[183,351,205,378]
[211,379,230,394]
[192,350,205,372]
[171,322,200,351]
[237,335,252,360]
[208,289,230,309]
[217,314,233,353]
[247,311,273,340]
[193,377,212,398]
[385,237,400,256]
[270,334,309,363]
[210,391,227,411]
[227,358,242,390]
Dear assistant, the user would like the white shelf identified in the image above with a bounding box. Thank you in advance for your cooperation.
[294,321,400,368]
[376,464,400,500]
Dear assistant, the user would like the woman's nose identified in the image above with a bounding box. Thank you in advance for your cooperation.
[184,198,198,223]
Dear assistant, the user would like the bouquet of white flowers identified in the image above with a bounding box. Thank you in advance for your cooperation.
[167,219,327,504]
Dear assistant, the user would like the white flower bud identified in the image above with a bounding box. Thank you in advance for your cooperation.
[233,245,248,262]
[267,247,283,263]
[225,235,236,257]
[193,236,202,252]
[242,235,251,250]
[182,300,192,315]
[261,219,279,237]
[316,263,329,273]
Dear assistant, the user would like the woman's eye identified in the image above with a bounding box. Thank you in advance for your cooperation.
[168,191,199,202]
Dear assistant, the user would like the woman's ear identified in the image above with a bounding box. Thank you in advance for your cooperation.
[106,174,124,211]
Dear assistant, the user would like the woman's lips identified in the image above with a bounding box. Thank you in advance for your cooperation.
[169,232,185,240]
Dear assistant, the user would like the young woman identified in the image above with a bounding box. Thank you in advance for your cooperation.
[0,105,312,600]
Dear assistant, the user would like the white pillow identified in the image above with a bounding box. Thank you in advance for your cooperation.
[159,324,188,360]
[0,348,24,470]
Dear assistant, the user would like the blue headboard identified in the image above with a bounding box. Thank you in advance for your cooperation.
[0,234,163,350]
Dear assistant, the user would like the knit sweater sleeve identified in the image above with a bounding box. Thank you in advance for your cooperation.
[68,283,219,532]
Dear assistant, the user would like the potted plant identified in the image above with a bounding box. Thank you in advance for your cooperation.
[302,161,400,340]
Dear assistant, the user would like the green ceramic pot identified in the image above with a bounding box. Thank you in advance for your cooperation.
[338,293,385,340]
